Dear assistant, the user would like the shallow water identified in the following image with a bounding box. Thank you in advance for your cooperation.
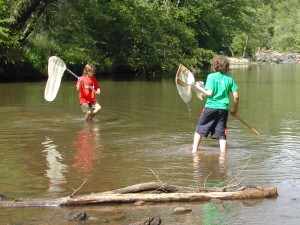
[0,64,300,224]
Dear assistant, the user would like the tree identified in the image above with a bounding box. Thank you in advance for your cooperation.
[1,0,298,78]
[0,0,57,77]
[272,0,300,52]
[0,0,18,70]
[24,0,211,74]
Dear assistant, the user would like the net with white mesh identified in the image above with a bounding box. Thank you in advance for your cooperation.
[44,56,67,101]
[175,64,205,103]
[175,64,194,103]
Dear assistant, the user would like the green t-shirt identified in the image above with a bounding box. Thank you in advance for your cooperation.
[204,72,238,110]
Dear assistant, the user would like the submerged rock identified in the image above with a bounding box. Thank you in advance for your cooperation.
[70,212,87,221]
[129,217,161,225]
[0,194,7,200]
[210,198,224,204]
[133,200,146,206]
[173,207,193,214]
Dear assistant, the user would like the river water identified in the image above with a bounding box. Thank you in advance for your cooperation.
[0,64,299,224]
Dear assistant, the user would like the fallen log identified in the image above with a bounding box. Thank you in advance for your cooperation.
[0,182,278,208]
[63,187,278,206]
[101,181,231,194]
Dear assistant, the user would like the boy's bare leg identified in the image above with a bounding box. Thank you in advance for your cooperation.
[219,139,227,152]
[219,151,226,164]
[219,151,227,174]
[88,111,95,121]
[89,106,102,121]
[192,132,202,153]
[84,111,91,121]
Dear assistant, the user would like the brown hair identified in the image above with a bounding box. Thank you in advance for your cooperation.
[210,55,230,73]
[83,63,96,75]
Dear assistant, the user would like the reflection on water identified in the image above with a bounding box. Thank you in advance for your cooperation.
[202,202,226,225]
[72,124,101,172]
[42,137,67,193]
[193,151,227,186]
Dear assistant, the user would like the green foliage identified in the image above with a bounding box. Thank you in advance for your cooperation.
[272,0,300,52]
[0,20,9,42]
[187,47,214,69]
[0,0,299,78]
[24,32,60,71]
[0,0,19,67]
[0,0,9,40]
[23,0,100,72]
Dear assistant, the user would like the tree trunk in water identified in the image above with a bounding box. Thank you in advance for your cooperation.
[0,182,278,208]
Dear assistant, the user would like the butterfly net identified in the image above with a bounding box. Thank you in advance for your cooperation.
[175,64,195,103]
[44,56,66,101]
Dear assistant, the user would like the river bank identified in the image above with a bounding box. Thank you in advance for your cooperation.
[1,52,299,81]
[229,52,300,65]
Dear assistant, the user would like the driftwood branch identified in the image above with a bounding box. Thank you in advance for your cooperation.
[70,180,87,197]
[63,187,277,207]
[0,182,278,208]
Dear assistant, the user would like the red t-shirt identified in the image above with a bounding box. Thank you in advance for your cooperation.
[76,75,100,105]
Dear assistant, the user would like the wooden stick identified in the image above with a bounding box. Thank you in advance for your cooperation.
[70,180,87,197]
[234,115,260,135]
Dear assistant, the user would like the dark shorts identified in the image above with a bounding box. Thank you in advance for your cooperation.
[195,108,228,140]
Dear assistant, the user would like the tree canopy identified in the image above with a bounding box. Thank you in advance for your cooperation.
[0,0,298,79]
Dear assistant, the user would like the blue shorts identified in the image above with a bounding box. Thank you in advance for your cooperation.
[195,108,228,140]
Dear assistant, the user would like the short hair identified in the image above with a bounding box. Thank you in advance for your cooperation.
[83,63,96,74]
[210,55,230,73]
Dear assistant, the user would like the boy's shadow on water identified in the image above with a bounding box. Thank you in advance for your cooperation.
[192,150,227,186]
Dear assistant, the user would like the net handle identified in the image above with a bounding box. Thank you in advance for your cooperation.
[66,68,79,79]
[234,114,260,135]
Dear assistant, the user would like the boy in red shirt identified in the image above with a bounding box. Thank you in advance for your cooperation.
[76,64,101,122]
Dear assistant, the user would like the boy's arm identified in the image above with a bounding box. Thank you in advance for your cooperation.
[76,79,82,91]
[194,83,213,96]
[93,77,101,94]
[230,90,239,116]
[95,88,101,94]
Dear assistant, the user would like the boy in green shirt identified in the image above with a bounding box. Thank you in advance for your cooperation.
[192,55,239,153]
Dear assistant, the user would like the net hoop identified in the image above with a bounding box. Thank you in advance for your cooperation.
[175,64,195,103]
[44,56,67,101]
[175,64,205,102]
